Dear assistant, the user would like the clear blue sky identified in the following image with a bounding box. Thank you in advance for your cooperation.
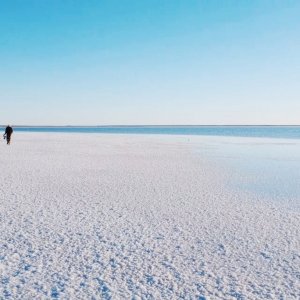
[0,0,299,125]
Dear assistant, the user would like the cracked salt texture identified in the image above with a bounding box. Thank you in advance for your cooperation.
[0,133,299,299]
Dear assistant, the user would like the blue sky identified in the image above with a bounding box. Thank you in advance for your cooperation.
[0,0,299,125]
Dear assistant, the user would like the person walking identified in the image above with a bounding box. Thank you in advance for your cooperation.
[3,125,13,145]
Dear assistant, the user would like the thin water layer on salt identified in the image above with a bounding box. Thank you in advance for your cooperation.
[196,136,300,210]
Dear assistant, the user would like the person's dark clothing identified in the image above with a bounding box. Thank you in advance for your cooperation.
[4,126,13,144]
[5,126,13,136]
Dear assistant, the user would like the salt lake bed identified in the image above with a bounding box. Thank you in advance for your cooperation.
[0,133,299,299]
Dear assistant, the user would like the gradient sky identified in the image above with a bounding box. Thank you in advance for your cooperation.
[0,0,299,125]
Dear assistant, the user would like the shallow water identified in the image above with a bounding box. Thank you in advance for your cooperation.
[2,125,300,139]
[198,137,300,210]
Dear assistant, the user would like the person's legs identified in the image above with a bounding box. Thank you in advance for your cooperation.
[6,135,11,145]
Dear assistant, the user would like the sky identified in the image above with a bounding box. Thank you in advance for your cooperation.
[0,0,299,125]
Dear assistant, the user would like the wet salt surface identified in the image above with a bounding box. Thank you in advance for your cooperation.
[197,137,300,211]
[0,133,299,299]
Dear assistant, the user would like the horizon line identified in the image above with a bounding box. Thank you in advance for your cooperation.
[1,124,300,127]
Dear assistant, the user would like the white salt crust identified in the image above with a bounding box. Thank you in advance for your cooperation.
[0,133,299,299]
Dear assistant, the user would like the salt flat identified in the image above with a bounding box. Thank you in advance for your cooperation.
[0,133,299,299]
